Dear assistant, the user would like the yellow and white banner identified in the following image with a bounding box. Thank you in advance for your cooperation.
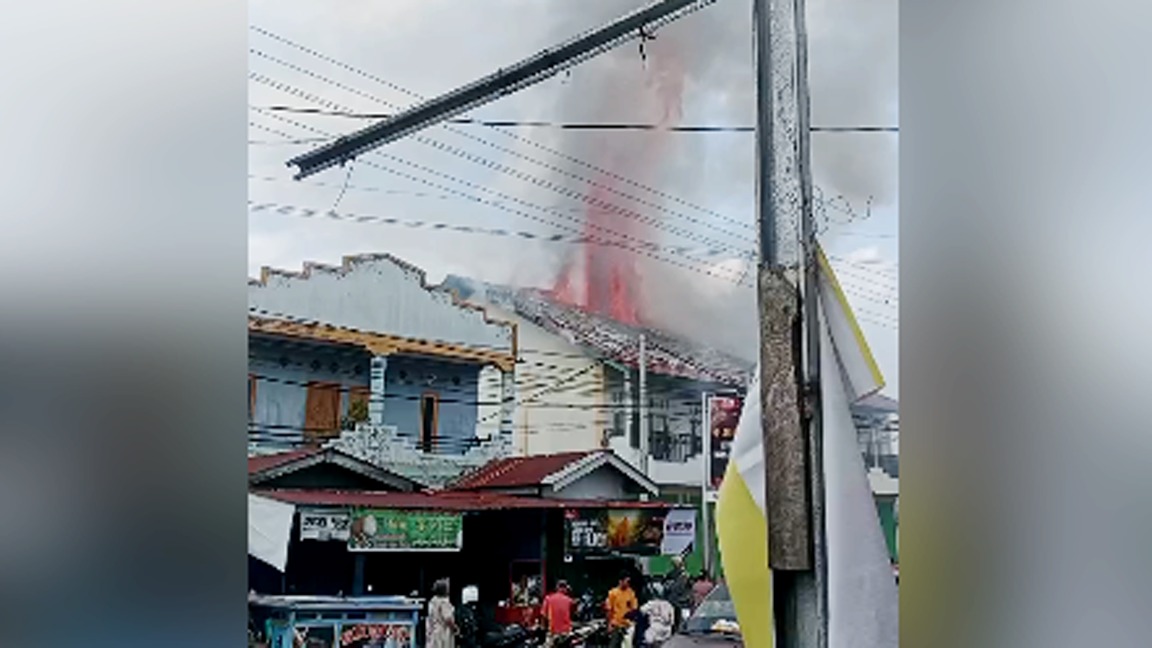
[716,247,898,648]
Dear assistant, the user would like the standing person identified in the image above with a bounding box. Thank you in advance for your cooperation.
[455,586,481,648]
[541,581,575,648]
[426,579,458,648]
[663,557,692,628]
[605,572,639,648]
[639,595,676,647]
[691,574,714,610]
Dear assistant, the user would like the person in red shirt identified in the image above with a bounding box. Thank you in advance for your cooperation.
[542,580,575,647]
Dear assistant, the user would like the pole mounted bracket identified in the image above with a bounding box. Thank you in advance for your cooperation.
[801,382,819,422]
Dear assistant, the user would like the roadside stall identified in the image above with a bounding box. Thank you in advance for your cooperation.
[495,558,545,627]
[249,595,422,648]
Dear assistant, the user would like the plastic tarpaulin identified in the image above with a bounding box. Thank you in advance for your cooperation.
[249,493,295,572]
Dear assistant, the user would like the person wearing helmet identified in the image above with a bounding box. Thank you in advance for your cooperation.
[456,586,481,648]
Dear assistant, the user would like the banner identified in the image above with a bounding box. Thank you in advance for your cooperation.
[565,509,668,556]
[707,395,744,490]
[299,508,351,542]
[659,508,697,556]
[348,509,463,552]
[248,493,295,572]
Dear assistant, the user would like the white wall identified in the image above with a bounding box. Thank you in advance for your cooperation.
[868,468,899,496]
[609,435,706,488]
[476,305,606,456]
[250,255,514,353]
[650,455,705,488]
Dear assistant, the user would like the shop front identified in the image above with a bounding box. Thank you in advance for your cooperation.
[250,449,701,640]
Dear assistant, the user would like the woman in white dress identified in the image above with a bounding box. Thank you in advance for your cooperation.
[426,579,458,648]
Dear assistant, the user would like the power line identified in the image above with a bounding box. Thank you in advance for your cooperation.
[248,26,874,232]
[248,371,624,409]
[249,115,753,284]
[251,108,889,292]
[247,195,900,322]
[251,105,899,133]
[248,200,751,262]
[248,173,871,234]
[246,47,878,267]
[246,62,760,254]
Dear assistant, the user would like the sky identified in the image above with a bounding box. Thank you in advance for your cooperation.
[247,0,898,397]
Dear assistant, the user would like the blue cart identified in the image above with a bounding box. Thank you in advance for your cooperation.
[250,595,423,648]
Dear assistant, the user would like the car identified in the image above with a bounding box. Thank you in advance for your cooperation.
[661,584,742,648]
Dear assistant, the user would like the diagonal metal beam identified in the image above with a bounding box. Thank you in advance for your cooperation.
[287,0,719,180]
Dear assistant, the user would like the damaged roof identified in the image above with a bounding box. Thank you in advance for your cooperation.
[442,276,752,386]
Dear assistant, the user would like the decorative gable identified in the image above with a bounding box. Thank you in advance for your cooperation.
[250,254,516,357]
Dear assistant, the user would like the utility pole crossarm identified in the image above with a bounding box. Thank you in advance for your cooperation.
[287,0,718,180]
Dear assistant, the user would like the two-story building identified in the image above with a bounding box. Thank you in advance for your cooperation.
[247,254,520,485]
[441,276,752,492]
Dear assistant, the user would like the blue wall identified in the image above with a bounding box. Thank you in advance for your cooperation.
[249,336,483,455]
[249,338,372,449]
[383,356,482,455]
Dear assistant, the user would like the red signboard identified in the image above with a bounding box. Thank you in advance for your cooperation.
[707,395,743,490]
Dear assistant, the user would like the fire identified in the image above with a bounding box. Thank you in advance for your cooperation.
[550,44,684,327]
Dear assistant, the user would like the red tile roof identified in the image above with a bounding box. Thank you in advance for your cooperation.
[248,449,318,475]
[254,488,667,511]
[451,450,600,490]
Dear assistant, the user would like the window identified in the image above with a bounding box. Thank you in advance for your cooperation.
[609,388,626,438]
[419,392,439,453]
[248,374,257,422]
[304,382,342,444]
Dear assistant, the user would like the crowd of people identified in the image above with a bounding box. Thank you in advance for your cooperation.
[422,557,717,648]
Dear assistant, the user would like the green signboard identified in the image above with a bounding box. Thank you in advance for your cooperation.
[874,497,898,563]
[347,509,464,552]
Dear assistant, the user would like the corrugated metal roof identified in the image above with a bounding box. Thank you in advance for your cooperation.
[248,449,317,475]
[442,276,751,386]
[253,488,667,511]
[451,451,598,490]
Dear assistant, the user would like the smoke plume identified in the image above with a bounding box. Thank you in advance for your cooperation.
[504,0,895,359]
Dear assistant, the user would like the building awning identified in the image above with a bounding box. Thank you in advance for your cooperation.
[254,488,668,512]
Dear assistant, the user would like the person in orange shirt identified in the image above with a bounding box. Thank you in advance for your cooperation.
[605,572,639,648]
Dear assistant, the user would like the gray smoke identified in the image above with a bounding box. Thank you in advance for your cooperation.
[503,0,895,359]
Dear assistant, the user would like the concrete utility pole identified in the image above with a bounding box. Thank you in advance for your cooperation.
[699,391,714,578]
[753,0,826,645]
[287,0,720,179]
[638,333,650,476]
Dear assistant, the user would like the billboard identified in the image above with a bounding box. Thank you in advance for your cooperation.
[348,509,463,552]
[565,508,670,556]
[707,395,744,490]
[659,508,697,556]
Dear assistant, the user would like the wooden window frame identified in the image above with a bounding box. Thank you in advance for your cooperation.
[419,391,440,453]
[304,380,343,444]
[248,374,257,422]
